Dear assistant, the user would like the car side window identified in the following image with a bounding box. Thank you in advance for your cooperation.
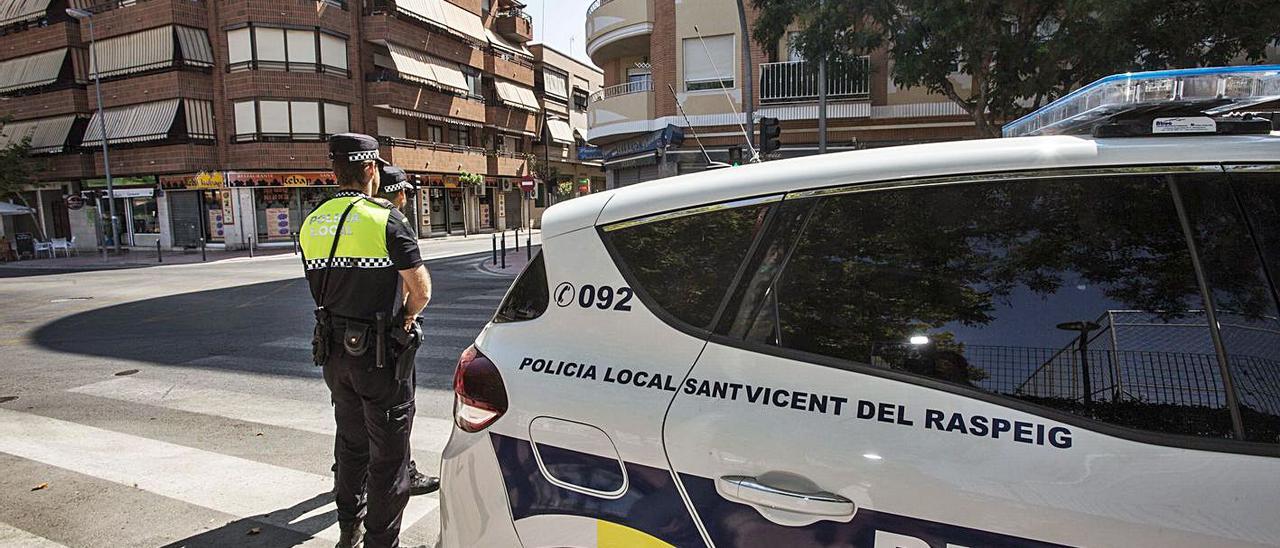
[738,173,1280,443]
[494,251,548,323]
[606,201,773,330]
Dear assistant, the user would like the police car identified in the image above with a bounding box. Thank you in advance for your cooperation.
[439,66,1280,547]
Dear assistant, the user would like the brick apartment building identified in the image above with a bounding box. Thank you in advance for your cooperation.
[584,0,983,186]
[0,0,576,252]
[528,42,602,223]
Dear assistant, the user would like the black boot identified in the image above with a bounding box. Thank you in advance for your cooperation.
[408,460,440,496]
[335,522,363,548]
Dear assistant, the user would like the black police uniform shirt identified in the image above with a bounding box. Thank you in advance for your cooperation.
[300,190,422,322]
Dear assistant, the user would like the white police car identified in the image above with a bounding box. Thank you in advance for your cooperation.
[439,66,1280,547]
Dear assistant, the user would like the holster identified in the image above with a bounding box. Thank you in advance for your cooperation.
[312,308,332,366]
[392,317,423,382]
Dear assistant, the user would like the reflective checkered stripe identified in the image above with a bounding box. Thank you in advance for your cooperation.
[303,257,395,270]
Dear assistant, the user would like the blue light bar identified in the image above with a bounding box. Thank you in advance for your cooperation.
[1002,65,1280,138]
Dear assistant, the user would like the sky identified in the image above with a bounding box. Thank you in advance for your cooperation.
[522,0,598,69]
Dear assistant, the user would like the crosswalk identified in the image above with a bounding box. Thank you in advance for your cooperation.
[0,267,507,548]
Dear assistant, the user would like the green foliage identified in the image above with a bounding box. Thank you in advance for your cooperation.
[752,0,1280,137]
[0,118,45,240]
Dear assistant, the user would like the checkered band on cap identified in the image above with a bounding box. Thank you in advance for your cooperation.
[347,150,382,162]
[304,257,395,270]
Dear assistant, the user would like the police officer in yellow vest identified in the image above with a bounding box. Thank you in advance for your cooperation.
[300,133,432,548]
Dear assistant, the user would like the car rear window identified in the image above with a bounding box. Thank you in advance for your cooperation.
[605,202,773,330]
[494,251,548,323]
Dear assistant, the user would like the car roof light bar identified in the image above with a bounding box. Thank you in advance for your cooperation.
[1002,65,1280,138]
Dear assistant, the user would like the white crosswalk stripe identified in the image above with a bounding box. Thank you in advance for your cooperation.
[0,408,439,544]
[0,522,69,548]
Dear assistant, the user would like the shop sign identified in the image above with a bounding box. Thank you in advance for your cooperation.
[578,178,590,194]
[221,189,235,225]
[266,207,291,240]
[65,194,84,210]
[602,125,684,161]
[85,175,158,189]
[159,172,223,190]
[225,172,336,188]
[442,175,460,188]
[577,145,603,161]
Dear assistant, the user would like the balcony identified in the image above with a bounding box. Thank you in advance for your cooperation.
[365,73,487,123]
[759,57,870,104]
[585,80,653,142]
[585,0,652,66]
[494,9,531,43]
[488,150,530,177]
[379,137,488,174]
[485,104,538,135]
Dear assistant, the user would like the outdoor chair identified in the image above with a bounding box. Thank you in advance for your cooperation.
[33,240,53,259]
[50,238,72,257]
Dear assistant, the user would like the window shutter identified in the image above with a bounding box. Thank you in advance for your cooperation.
[233,101,257,135]
[227,28,253,65]
[682,34,734,85]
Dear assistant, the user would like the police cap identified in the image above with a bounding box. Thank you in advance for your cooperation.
[379,165,414,194]
[328,133,390,166]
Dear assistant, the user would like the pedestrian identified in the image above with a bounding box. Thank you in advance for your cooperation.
[299,133,433,548]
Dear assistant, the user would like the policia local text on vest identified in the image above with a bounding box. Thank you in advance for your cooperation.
[299,133,433,548]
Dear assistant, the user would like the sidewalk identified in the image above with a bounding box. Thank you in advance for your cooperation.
[0,229,542,272]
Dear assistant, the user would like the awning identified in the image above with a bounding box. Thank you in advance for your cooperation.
[0,114,77,153]
[0,0,52,27]
[495,79,539,112]
[0,48,66,93]
[184,99,215,139]
[175,26,214,67]
[383,43,469,94]
[0,201,35,216]
[545,118,573,144]
[395,0,448,30]
[82,98,181,146]
[92,26,174,78]
[485,27,531,58]
[376,105,483,128]
[438,0,485,43]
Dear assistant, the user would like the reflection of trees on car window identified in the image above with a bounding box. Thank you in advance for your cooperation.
[754,173,1279,442]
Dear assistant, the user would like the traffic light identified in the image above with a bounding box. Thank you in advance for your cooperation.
[759,117,781,155]
[727,146,743,166]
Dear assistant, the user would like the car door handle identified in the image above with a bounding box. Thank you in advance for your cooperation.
[718,475,855,517]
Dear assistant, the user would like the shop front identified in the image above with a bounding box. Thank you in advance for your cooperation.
[160,172,232,248]
[226,172,337,247]
[419,174,466,237]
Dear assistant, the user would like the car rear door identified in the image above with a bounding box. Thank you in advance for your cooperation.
[644,168,1280,547]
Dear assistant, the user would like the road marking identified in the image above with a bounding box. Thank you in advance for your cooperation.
[0,408,438,542]
[69,377,454,455]
[0,522,68,548]
[459,295,504,301]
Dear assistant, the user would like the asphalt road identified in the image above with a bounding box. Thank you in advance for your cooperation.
[0,245,527,547]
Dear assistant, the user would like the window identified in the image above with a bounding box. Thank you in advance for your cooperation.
[682,34,735,91]
[606,201,773,330]
[543,69,568,100]
[428,125,444,143]
[719,173,1280,444]
[786,31,803,62]
[494,251,548,322]
[572,87,589,111]
[130,197,159,234]
[225,25,349,75]
[233,100,348,141]
[464,68,482,98]
[449,127,470,147]
[377,116,407,139]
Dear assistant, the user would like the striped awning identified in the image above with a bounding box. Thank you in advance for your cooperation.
[377,105,483,128]
[0,48,66,93]
[495,79,539,112]
[92,26,174,78]
[175,26,214,67]
[383,43,469,94]
[438,0,485,43]
[0,114,77,153]
[82,99,182,146]
[0,0,51,26]
[184,99,215,139]
[545,118,573,144]
[394,0,447,30]
[485,27,530,58]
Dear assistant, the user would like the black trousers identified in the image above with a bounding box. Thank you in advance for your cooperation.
[323,338,415,548]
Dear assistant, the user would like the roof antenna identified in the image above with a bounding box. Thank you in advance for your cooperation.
[667,83,725,168]
[693,25,759,162]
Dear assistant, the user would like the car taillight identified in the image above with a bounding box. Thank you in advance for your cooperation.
[453,345,508,433]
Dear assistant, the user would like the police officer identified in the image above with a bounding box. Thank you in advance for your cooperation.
[375,165,440,497]
[300,134,432,548]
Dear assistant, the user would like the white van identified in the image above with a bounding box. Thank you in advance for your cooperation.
[438,66,1280,547]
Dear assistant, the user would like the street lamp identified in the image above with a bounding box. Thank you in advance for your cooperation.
[66,7,120,255]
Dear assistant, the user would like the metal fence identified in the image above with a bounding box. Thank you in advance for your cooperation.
[759,57,870,103]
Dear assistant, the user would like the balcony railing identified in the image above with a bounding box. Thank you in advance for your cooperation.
[377,135,487,155]
[495,8,531,23]
[584,0,620,16]
[759,57,870,103]
[588,79,652,104]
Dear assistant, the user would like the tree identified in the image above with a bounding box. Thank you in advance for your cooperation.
[752,0,1280,137]
[0,122,46,241]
